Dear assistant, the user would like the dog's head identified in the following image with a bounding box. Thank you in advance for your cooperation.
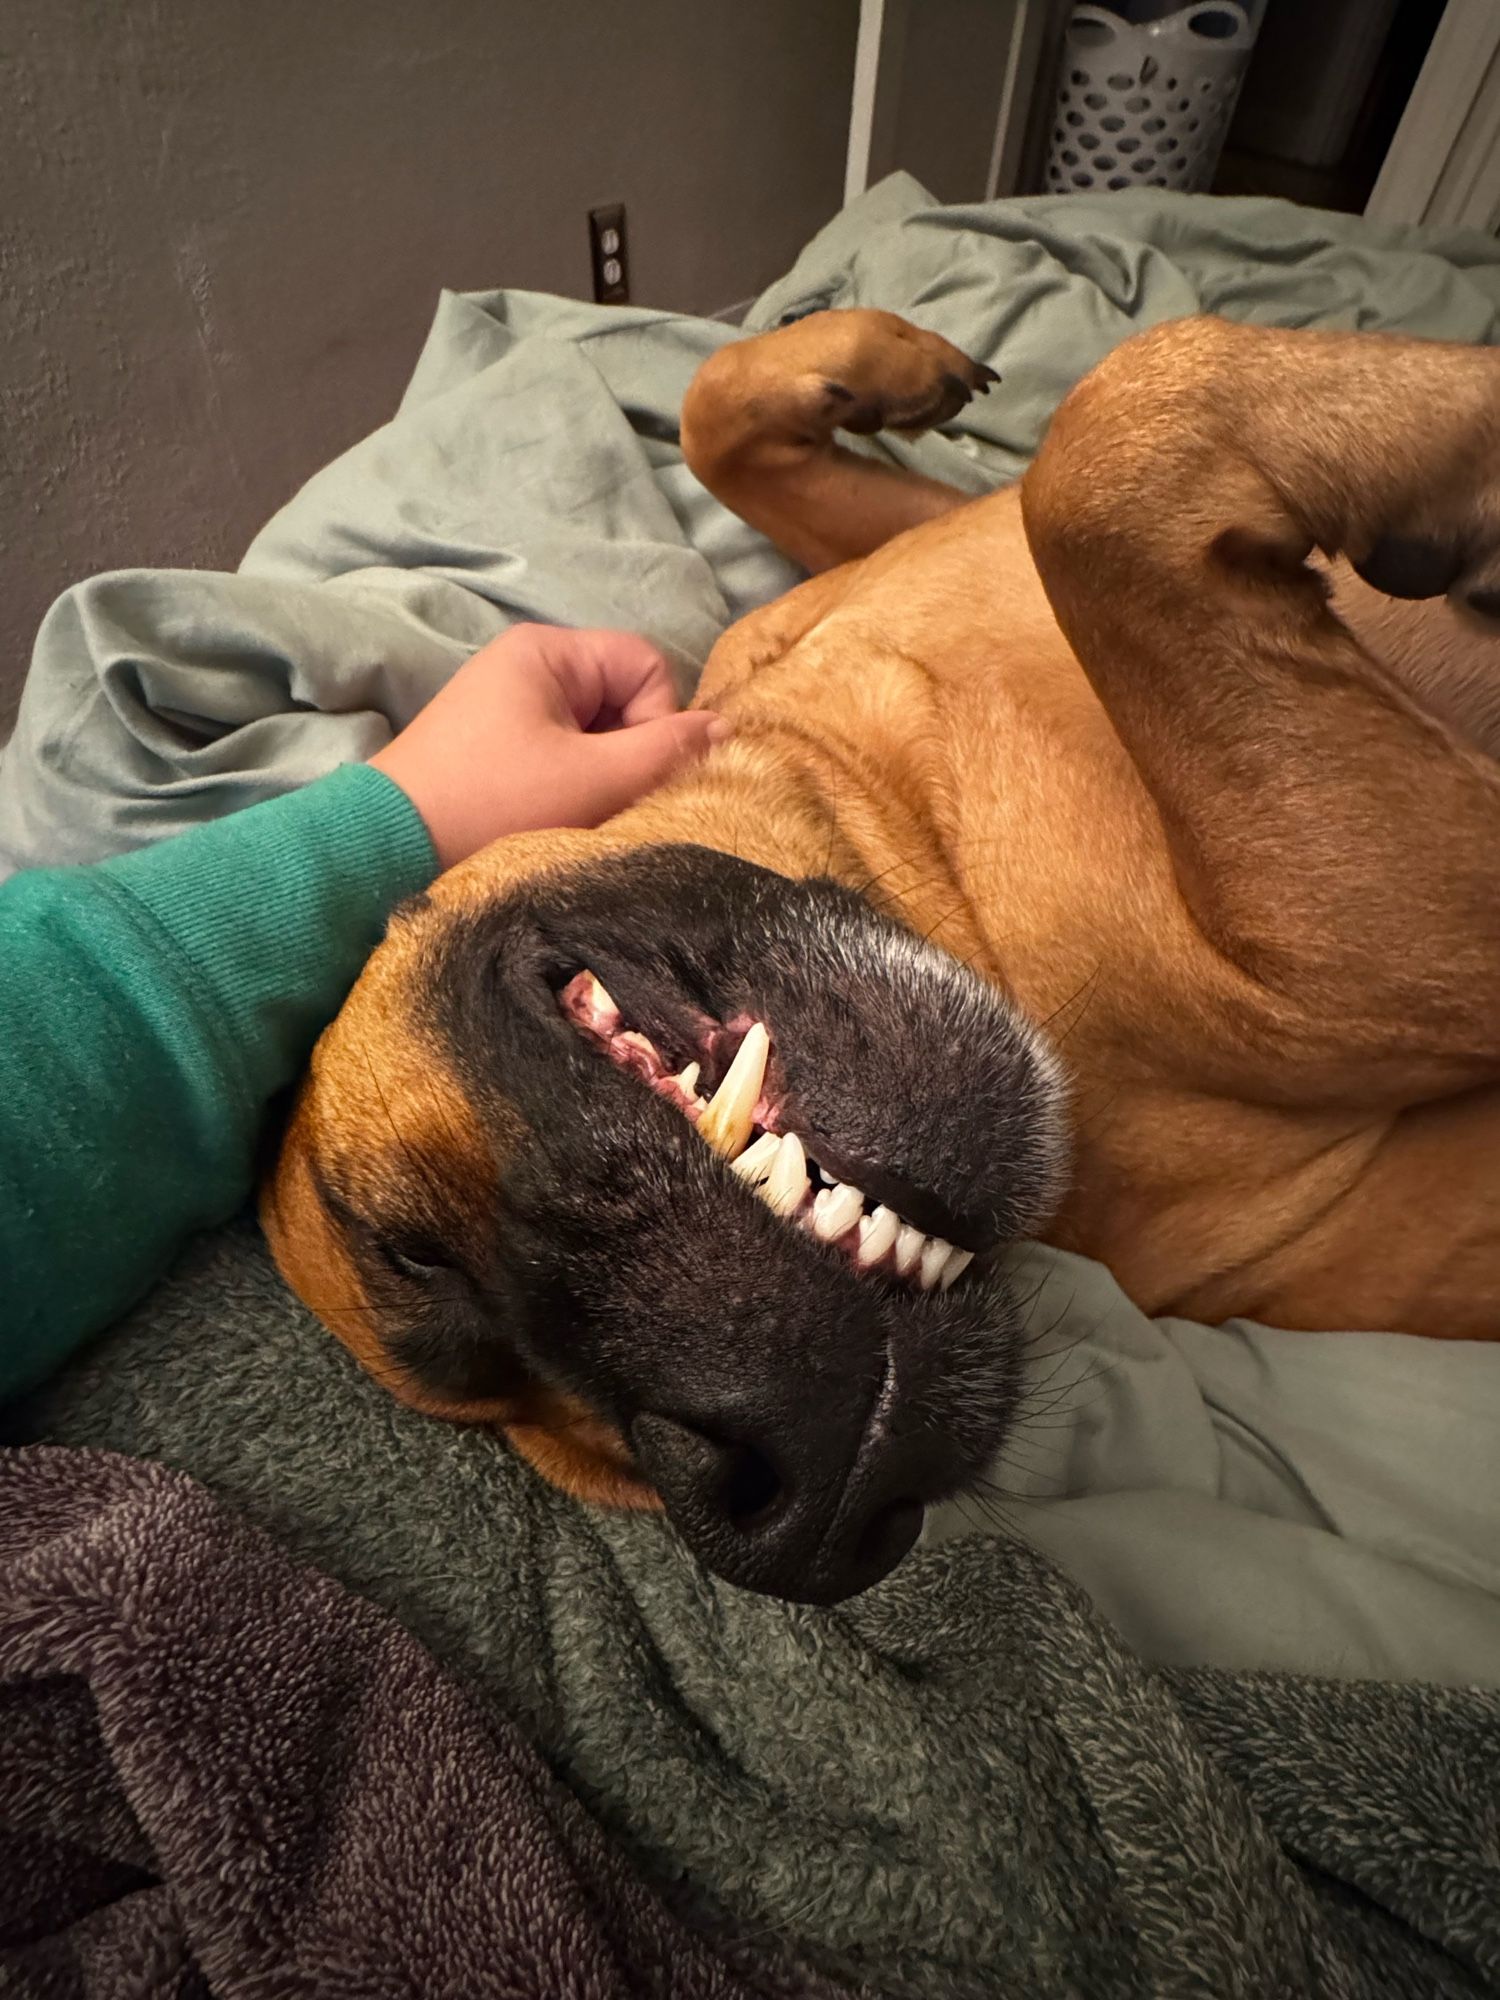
[264,834,1066,1604]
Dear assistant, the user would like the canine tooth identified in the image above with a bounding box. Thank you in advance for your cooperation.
[939,1246,975,1291]
[858,1205,900,1268]
[582,972,620,1024]
[731,1131,780,1183]
[675,1061,701,1097]
[893,1223,925,1277]
[918,1236,953,1291]
[814,1182,863,1243]
[763,1131,808,1216]
[696,1023,771,1160]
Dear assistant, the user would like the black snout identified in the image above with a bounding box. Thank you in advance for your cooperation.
[631,1409,928,1605]
[412,846,1049,1604]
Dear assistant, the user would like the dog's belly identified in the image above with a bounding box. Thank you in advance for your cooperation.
[1223,1084,1500,1337]
[945,695,1500,1337]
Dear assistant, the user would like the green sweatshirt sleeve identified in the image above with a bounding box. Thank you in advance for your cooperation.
[0,762,435,1401]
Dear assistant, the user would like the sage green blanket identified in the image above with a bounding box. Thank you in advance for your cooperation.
[5,179,1500,1995]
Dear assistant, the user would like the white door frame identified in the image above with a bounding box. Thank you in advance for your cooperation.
[844,0,910,205]
[984,0,1051,199]
[1366,0,1500,231]
[841,0,1487,222]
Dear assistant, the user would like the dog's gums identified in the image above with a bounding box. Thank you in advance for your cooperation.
[558,969,976,1293]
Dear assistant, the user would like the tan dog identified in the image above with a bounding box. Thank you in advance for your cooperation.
[264,311,1500,1604]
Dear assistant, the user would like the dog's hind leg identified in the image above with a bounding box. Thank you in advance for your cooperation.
[1022,315,1500,1100]
[681,310,993,573]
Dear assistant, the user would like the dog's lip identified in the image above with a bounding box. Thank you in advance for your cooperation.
[794,1127,996,1255]
[555,964,984,1291]
[542,955,716,1078]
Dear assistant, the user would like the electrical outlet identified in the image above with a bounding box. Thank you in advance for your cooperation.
[589,204,630,305]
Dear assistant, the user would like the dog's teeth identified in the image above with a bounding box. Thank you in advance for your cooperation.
[893,1222,925,1277]
[696,1022,771,1160]
[731,1131,780,1184]
[857,1205,900,1267]
[675,1060,701,1097]
[580,971,621,1031]
[814,1182,863,1243]
[918,1236,953,1291]
[938,1246,974,1291]
[763,1131,808,1216]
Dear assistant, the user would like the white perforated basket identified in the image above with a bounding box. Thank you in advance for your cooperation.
[1045,3,1256,196]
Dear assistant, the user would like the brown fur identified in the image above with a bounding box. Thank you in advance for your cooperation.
[265,311,1500,1505]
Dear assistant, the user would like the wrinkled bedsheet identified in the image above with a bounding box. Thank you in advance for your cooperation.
[8,173,1500,868]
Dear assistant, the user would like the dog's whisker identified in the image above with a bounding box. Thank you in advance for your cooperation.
[1036,965,1101,1042]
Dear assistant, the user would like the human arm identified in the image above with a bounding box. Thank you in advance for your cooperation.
[0,626,721,1399]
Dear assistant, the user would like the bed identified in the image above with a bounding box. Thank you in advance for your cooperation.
[4,176,1499,1997]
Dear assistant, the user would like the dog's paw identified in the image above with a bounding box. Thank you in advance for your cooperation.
[1349,369,1500,625]
[800,311,997,440]
[1355,528,1500,626]
[820,362,997,438]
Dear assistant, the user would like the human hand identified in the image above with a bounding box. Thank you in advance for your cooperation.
[370,624,729,869]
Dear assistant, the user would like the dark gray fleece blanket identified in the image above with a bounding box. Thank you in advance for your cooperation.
[11,1222,1500,2000]
[0,1444,849,2000]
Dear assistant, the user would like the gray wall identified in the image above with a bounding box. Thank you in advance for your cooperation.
[1,0,859,729]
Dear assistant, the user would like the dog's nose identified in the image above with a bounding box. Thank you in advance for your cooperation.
[629,1411,925,1604]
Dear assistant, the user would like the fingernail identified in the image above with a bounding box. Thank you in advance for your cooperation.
[705,715,734,743]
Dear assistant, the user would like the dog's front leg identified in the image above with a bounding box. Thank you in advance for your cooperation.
[681,309,993,572]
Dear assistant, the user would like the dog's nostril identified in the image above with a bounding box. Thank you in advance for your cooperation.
[630,1411,929,1602]
[717,1441,786,1530]
[629,1413,790,1533]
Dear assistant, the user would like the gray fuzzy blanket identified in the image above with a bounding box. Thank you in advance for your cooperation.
[0,1444,848,1999]
[9,1222,1500,2000]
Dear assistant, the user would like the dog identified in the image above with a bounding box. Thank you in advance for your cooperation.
[263,310,1500,1605]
